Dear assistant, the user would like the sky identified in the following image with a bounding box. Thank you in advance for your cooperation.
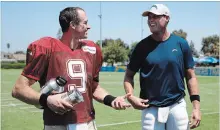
[1,1,220,53]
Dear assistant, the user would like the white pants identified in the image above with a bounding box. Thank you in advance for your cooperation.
[142,98,190,130]
[44,120,97,130]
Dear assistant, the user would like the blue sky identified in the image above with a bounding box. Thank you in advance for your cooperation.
[1,1,219,53]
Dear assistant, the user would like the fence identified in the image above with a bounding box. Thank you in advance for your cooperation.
[101,66,219,76]
[194,67,219,76]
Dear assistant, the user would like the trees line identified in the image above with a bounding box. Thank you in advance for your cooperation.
[5,29,219,66]
[95,29,219,66]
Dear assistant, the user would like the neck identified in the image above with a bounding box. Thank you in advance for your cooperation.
[60,32,80,50]
[151,29,170,42]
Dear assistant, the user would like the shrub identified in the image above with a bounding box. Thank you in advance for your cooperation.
[1,62,25,69]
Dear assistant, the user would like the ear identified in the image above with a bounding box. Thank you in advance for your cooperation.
[166,16,170,22]
[70,21,76,29]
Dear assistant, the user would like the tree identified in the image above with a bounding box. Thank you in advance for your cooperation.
[115,38,129,49]
[96,38,114,47]
[96,40,101,47]
[96,38,129,49]
[189,40,199,57]
[130,41,138,50]
[201,35,219,58]
[102,40,128,66]
[57,28,63,39]
[172,29,187,40]
[128,41,138,58]
[7,43,10,54]
[100,38,114,47]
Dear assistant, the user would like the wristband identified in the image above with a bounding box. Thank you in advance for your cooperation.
[103,95,116,107]
[190,95,200,102]
[39,93,49,108]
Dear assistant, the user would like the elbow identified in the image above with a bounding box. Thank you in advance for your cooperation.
[11,88,17,98]
[124,69,135,83]
[11,85,20,98]
[124,76,134,85]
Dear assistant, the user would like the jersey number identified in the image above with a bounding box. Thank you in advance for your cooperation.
[67,59,86,93]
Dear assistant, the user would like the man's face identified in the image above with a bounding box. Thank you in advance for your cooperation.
[147,13,168,33]
[74,10,91,39]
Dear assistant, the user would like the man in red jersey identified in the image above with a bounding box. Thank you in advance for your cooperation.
[12,7,131,130]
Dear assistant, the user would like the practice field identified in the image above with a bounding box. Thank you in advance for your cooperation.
[1,69,219,130]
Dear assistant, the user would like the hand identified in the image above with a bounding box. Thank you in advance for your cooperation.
[111,93,132,110]
[190,108,201,129]
[47,93,74,115]
[127,95,149,110]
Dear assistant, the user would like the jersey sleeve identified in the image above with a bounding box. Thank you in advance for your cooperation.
[127,42,143,72]
[22,39,51,81]
[181,39,195,69]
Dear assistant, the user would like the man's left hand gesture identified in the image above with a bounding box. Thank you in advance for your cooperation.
[111,93,132,110]
[190,107,201,129]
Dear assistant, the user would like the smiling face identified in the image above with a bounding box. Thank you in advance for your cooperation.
[72,9,91,39]
[147,12,169,34]
[59,7,91,39]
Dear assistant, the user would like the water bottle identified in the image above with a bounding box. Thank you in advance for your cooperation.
[40,76,67,94]
[36,76,67,109]
[61,88,84,105]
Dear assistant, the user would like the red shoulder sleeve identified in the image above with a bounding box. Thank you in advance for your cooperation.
[22,37,53,81]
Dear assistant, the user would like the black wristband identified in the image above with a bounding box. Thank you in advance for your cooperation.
[190,95,200,102]
[39,93,48,108]
[103,95,116,107]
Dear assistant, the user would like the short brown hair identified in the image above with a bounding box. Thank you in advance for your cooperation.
[59,7,84,32]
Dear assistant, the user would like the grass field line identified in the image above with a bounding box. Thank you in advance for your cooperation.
[1,103,27,107]
[5,105,216,113]
[97,111,219,128]
[1,101,23,105]
[19,106,38,109]
[97,120,141,127]
[1,99,17,101]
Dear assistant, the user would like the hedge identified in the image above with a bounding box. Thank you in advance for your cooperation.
[1,62,26,69]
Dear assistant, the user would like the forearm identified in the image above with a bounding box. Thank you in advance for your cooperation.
[13,86,41,105]
[124,69,135,95]
[186,70,200,109]
[187,77,199,95]
[93,84,109,103]
[124,80,134,95]
[12,75,41,105]
[187,77,200,109]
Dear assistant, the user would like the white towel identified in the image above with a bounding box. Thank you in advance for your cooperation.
[158,107,170,123]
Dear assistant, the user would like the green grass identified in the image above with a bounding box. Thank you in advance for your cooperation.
[1,69,219,130]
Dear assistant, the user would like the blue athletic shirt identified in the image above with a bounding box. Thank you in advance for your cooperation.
[127,34,194,107]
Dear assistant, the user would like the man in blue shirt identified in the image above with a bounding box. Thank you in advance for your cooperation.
[124,4,201,130]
